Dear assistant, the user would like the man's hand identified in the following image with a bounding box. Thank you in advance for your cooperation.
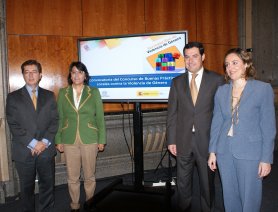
[168,144,177,156]
[32,141,47,155]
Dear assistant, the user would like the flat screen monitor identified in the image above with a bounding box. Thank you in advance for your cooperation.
[78,30,188,102]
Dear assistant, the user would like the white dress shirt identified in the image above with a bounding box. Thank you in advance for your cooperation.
[188,67,204,132]
[188,67,204,91]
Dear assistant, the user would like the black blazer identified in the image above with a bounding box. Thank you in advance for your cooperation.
[6,86,59,162]
[167,69,224,157]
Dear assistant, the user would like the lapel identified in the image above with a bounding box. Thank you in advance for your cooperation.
[226,82,233,116]
[65,86,77,112]
[238,79,252,108]
[225,80,253,116]
[79,86,92,110]
[184,72,193,103]
[195,69,210,106]
[36,87,43,114]
[65,85,92,112]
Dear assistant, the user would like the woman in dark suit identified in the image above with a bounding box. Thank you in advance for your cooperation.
[208,48,276,212]
[55,61,106,212]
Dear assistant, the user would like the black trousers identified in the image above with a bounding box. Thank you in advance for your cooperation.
[176,134,215,212]
[15,154,55,212]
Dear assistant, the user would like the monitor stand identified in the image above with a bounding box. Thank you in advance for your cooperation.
[84,102,174,211]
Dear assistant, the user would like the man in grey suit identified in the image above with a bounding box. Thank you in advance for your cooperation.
[167,42,224,212]
[6,60,58,212]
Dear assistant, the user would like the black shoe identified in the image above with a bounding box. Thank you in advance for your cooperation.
[84,200,97,212]
[178,206,191,212]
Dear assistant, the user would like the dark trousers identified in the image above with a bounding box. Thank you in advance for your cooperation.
[176,134,214,212]
[15,154,55,212]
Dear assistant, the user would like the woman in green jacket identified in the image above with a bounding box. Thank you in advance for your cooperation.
[55,61,106,212]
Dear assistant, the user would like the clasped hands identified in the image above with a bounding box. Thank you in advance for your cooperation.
[31,141,47,156]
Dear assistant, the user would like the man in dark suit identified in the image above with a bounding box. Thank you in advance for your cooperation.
[6,60,58,212]
[167,42,224,212]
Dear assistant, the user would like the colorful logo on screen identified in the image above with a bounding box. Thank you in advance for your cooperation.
[155,53,181,71]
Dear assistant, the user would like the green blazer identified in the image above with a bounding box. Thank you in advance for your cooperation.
[55,85,106,145]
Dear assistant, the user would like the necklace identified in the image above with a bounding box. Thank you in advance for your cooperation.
[227,85,245,137]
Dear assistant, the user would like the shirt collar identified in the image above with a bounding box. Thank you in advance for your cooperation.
[188,67,204,79]
[25,85,38,96]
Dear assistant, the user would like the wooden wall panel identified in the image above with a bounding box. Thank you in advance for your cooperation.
[82,0,145,37]
[203,44,238,74]
[8,35,78,96]
[196,0,238,45]
[6,0,239,112]
[7,0,82,36]
[145,0,197,41]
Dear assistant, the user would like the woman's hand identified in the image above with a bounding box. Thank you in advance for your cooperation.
[98,144,105,152]
[56,144,64,153]
[208,153,217,172]
[258,162,271,178]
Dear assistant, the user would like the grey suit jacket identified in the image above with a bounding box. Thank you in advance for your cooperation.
[167,69,224,157]
[209,79,276,163]
[6,86,59,162]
